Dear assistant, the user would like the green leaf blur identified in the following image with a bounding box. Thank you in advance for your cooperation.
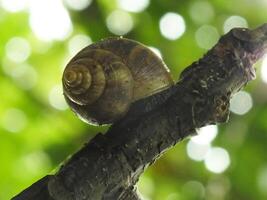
[0,0,267,199]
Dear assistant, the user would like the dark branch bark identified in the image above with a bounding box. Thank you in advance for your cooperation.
[13,24,267,200]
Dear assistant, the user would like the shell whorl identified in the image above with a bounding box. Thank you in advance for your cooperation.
[63,47,134,124]
[62,38,174,125]
[64,65,92,94]
[63,55,106,106]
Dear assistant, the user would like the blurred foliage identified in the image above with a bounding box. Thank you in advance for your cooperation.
[0,0,267,199]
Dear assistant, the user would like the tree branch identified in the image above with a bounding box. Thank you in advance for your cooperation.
[13,24,267,200]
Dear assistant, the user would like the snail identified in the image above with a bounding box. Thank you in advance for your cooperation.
[62,37,174,125]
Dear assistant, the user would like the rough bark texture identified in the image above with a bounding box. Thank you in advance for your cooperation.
[13,24,267,200]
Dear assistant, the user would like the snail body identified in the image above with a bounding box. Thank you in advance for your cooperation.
[63,38,174,125]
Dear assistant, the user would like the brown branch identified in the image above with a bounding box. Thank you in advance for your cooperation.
[13,24,267,200]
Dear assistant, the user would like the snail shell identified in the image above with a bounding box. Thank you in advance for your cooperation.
[63,38,174,125]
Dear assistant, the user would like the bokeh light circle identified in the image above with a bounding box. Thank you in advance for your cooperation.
[191,125,218,145]
[49,85,68,110]
[206,177,231,199]
[182,181,205,199]
[189,1,214,24]
[159,12,186,40]
[2,108,28,133]
[117,0,150,13]
[258,167,267,196]
[195,25,219,49]
[5,37,31,63]
[11,64,38,90]
[223,15,248,33]
[230,91,253,115]
[106,10,134,35]
[63,0,92,11]
[18,151,52,176]
[204,147,230,173]
[187,140,211,161]
[29,0,73,41]
[68,34,92,56]
[261,55,267,83]
[0,0,29,12]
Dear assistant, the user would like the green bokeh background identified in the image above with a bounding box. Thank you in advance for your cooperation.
[0,0,267,199]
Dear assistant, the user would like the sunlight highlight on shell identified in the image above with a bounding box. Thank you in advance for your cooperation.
[117,0,150,13]
[223,15,248,33]
[5,37,31,63]
[230,91,253,115]
[148,46,162,59]
[204,147,230,173]
[106,10,134,35]
[159,12,186,40]
[29,0,72,41]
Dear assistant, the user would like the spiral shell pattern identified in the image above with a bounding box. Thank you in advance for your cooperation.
[62,38,174,125]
